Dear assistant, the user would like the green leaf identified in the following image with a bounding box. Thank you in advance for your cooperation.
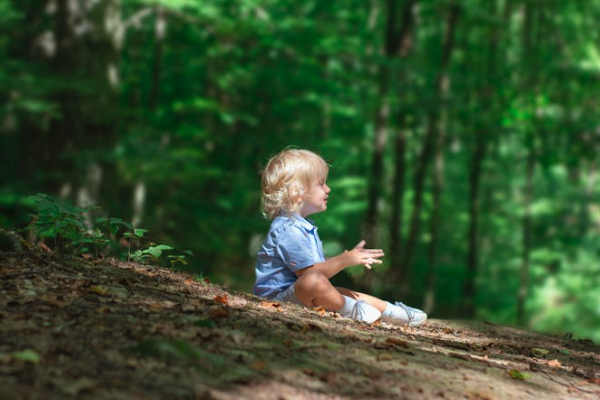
[531,348,550,358]
[508,369,529,380]
[194,319,216,328]
[133,228,149,238]
[145,244,173,257]
[12,349,41,364]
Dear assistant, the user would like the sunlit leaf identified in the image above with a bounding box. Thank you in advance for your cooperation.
[12,349,41,364]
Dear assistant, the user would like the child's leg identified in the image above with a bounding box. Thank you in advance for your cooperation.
[295,272,381,323]
[335,287,387,312]
[295,271,345,309]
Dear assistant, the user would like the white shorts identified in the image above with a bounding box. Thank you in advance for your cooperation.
[270,282,302,305]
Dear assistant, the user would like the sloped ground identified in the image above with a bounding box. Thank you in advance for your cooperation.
[1,251,599,400]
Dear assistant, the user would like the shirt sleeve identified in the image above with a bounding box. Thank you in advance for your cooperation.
[275,225,318,272]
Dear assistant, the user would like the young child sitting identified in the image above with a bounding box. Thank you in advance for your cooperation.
[253,148,427,326]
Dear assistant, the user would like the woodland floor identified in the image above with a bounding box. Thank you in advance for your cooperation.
[1,251,600,400]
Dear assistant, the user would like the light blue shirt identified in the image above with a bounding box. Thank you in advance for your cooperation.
[253,214,325,298]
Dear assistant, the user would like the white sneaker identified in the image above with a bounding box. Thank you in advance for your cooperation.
[381,301,427,327]
[342,300,382,323]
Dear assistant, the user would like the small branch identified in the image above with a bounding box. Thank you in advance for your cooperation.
[122,7,155,30]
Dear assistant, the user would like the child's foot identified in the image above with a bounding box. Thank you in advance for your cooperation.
[381,301,427,327]
[338,299,381,323]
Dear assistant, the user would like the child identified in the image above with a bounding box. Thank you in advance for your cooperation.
[253,148,427,326]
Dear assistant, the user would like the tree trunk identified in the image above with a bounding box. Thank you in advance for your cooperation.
[399,2,460,297]
[516,3,541,327]
[364,0,402,246]
[361,0,417,290]
[423,105,446,313]
[461,0,503,318]
[518,141,535,325]
[462,135,487,317]
[389,0,417,283]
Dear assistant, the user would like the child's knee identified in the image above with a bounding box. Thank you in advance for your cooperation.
[297,271,331,293]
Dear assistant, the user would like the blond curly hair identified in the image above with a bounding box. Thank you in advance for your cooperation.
[261,149,329,220]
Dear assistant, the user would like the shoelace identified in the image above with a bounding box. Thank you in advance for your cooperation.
[393,301,415,322]
[351,300,367,321]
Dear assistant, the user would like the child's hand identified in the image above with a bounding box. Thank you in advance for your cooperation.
[344,240,384,269]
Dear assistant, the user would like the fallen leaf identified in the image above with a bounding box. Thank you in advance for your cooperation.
[214,294,229,305]
[208,307,229,319]
[250,360,267,370]
[11,349,41,364]
[508,369,529,380]
[531,348,550,358]
[43,295,67,308]
[58,378,98,396]
[386,337,409,348]
[313,306,326,316]
[89,284,128,298]
[546,359,562,368]
[301,323,322,333]
[194,319,216,328]
[260,301,280,309]
[588,378,600,385]
[38,242,52,252]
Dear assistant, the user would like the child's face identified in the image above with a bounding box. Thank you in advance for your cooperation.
[300,177,331,217]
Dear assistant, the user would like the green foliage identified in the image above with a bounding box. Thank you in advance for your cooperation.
[27,193,97,254]
[26,193,193,268]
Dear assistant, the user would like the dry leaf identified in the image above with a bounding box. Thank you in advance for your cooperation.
[301,323,322,333]
[58,378,98,396]
[90,285,110,296]
[208,307,229,319]
[386,337,409,348]
[250,360,267,370]
[38,242,52,252]
[547,359,562,368]
[43,295,67,308]
[588,378,600,385]
[214,294,229,305]
[313,306,326,316]
[260,301,280,309]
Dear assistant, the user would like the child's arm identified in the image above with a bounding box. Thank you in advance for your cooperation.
[296,240,383,279]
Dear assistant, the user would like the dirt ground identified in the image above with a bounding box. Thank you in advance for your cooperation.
[1,251,599,400]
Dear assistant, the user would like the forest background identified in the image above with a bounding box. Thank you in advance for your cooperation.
[1,0,599,343]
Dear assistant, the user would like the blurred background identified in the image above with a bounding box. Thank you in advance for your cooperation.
[1,0,600,341]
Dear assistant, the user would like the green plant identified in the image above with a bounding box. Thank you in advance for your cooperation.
[26,193,194,268]
[27,193,93,254]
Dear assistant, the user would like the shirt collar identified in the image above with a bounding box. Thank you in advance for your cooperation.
[291,213,317,233]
